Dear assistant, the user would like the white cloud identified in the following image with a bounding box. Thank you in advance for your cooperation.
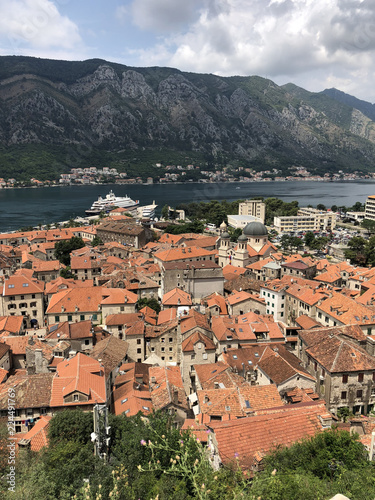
[0,0,82,53]
[130,0,201,33]
[127,0,375,101]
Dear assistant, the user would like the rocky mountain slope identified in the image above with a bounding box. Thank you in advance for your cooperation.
[1,55,375,179]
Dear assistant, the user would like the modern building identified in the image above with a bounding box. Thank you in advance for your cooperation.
[365,195,375,221]
[238,200,266,223]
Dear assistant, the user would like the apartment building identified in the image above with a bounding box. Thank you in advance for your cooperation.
[238,200,266,223]
[274,208,336,233]
[365,195,375,221]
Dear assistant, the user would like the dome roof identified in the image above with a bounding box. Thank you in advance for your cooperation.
[243,221,268,236]
[237,234,248,242]
[221,232,230,239]
[220,221,227,229]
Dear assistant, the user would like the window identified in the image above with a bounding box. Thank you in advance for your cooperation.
[30,301,36,307]
[68,315,72,321]
[342,374,348,383]
[169,337,173,343]
[161,347,165,352]
[357,390,363,398]
[137,348,141,354]
[161,338,165,343]
[55,315,60,322]
[191,354,195,360]
[84,339,90,345]
[318,312,322,319]
[80,314,85,321]
[32,294,35,299]
[358,373,364,382]
[137,339,141,345]
[92,314,97,321]
[314,362,317,371]
[169,347,173,352]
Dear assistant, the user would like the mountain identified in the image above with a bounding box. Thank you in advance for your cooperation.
[323,88,375,122]
[1,55,375,180]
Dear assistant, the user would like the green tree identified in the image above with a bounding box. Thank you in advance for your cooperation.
[344,236,367,265]
[59,267,75,279]
[91,236,103,247]
[316,203,326,210]
[304,231,315,247]
[362,218,375,235]
[161,204,169,220]
[54,236,85,265]
[48,409,93,446]
[137,297,161,314]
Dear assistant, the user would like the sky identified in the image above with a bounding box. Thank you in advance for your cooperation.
[0,0,375,102]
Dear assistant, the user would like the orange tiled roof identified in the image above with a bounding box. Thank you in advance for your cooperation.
[181,331,216,352]
[209,402,330,469]
[50,353,106,407]
[157,308,177,325]
[154,246,216,262]
[2,274,44,296]
[162,287,192,306]
[149,365,188,410]
[300,326,375,372]
[18,415,52,452]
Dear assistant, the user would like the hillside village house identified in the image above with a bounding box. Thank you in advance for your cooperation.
[298,325,375,415]
[0,274,44,329]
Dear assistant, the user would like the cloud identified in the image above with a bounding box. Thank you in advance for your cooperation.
[0,0,82,53]
[127,0,375,101]
[130,0,201,33]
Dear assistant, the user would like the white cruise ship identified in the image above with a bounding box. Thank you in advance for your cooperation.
[85,190,139,215]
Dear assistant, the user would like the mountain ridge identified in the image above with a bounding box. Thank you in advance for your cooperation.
[0,55,375,180]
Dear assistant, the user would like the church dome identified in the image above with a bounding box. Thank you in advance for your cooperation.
[243,221,268,236]
[237,234,248,242]
[220,221,227,229]
[221,232,230,239]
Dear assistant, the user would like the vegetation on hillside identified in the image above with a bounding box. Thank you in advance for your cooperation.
[1,411,375,500]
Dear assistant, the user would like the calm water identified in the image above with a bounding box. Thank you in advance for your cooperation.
[0,180,374,232]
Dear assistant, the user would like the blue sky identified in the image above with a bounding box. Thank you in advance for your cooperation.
[1,0,375,102]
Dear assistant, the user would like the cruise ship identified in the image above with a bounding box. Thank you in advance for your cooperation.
[85,191,139,215]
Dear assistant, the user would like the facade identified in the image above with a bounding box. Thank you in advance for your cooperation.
[0,275,44,329]
[238,200,266,223]
[96,221,149,249]
[161,261,224,300]
[274,209,336,233]
[365,195,375,221]
[298,325,375,415]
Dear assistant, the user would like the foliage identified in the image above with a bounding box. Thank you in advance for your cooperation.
[48,409,93,446]
[137,297,161,314]
[54,236,85,266]
[344,236,368,265]
[164,221,204,234]
[59,267,75,279]
[264,198,299,225]
[161,204,169,220]
[362,218,375,234]
[91,236,103,247]
[263,428,368,480]
[280,234,303,252]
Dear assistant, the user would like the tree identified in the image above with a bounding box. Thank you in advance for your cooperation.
[59,267,75,279]
[54,236,85,266]
[91,236,103,247]
[137,297,161,314]
[49,409,93,446]
[161,204,169,220]
[362,218,375,235]
[344,236,367,265]
[304,231,315,247]
[316,203,326,210]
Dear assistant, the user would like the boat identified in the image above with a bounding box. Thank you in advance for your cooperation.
[85,190,139,215]
[138,202,158,219]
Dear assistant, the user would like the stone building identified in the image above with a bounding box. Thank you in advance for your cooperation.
[96,221,150,248]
